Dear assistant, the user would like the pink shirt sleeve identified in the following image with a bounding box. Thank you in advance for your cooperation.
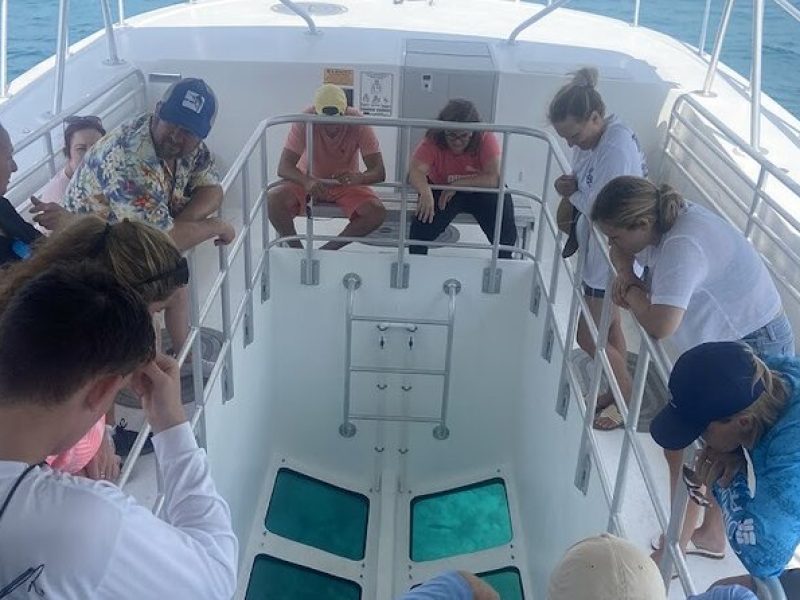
[357,124,380,157]
[284,121,306,156]
[412,137,440,167]
[478,132,501,166]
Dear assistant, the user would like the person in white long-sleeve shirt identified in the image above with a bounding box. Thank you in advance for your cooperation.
[0,264,237,599]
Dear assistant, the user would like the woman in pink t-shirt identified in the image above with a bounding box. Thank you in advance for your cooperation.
[408,99,516,257]
[39,115,106,204]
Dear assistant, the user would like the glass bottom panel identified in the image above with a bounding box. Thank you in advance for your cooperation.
[245,555,361,600]
[480,567,524,600]
[265,468,369,560]
[410,478,513,561]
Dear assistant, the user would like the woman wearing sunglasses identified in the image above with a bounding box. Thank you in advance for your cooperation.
[408,98,517,258]
[0,215,187,482]
[650,341,800,584]
[39,115,106,204]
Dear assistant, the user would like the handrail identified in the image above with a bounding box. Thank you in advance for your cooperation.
[278,0,318,35]
[507,0,573,43]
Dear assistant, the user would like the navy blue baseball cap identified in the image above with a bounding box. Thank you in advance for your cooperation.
[650,341,766,450]
[157,78,217,139]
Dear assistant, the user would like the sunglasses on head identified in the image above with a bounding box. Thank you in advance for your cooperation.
[320,106,342,116]
[63,115,102,130]
[445,130,472,141]
[137,256,190,287]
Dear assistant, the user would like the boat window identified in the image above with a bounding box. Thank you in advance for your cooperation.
[410,478,512,561]
[265,468,369,560]
[479,567,524,600]
[245,554,361,600]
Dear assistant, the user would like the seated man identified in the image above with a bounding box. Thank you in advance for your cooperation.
[30,77,235,358]
[0,264,237,598]
[398,571,498,600]
[0,123,41,265]
[268,83,386,250]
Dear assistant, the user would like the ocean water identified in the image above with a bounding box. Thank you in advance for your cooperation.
[8,0,799,118]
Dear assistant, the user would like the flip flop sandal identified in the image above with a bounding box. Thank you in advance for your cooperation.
[651,535,725,560]
[593,404,624,430]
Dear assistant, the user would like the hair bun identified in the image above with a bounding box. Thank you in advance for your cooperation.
[571,67,599,89]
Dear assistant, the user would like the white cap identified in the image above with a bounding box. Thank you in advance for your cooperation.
[548,534,666,600]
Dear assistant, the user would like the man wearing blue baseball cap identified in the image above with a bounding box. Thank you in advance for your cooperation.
[650,341,800,583]
[31,77,235,369]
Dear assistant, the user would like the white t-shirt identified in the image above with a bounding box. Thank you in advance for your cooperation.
[571,115,647,290]
[0,423,237,599]
[638,202,782,354]
[39,168,71,204]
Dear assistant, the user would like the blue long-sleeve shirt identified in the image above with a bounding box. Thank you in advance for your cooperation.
[713,355,800,578]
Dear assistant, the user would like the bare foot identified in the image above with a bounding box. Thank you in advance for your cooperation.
[594,390,614,414]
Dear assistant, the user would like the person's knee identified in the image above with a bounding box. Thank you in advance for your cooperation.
[355,199,385,225]
[267,188,296,216]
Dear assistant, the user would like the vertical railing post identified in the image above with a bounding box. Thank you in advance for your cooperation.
[697,0,713,55]
[483,131,509,293]
[0,0,8,98]
[260,133,270,302]
[218,245,235,403]
[392,126,411,289]
[340,273,361,438]
[117,0,126,25]
[534,149,553,263]
[750,0,764,149]
[100,0,124,65]
[744,166,767,240]
[301,118,318,285]
[52,0,70,116]
[701,0,736,95]
[632,0,641,26]
[242,162,255,346]
[434,278,461,440]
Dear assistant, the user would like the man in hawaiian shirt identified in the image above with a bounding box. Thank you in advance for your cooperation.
[31,77,234,251]
[30,78,234,358]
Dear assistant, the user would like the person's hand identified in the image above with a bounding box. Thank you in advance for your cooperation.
[29,195,67,231]
[303,177,328,198]
[213,218,236,246]
[131,353,186,434]
[333,171,363,186]
[695,447,746,488]
[84,431,121,482]
[459,572,500,600]
[438,189,456,211]
[612,271,644,308]
[554,174,578,197]
[416,191,435,224]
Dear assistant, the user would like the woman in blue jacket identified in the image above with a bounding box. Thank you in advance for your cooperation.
[651,341,800,579]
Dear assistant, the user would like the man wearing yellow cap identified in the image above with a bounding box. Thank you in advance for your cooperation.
[268,84,386,249]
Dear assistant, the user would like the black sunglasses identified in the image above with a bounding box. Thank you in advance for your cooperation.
[138,256,190,287]
[63,114,102,130]
[320,106,342,116]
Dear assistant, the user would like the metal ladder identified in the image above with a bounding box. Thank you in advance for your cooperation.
[339,273,461,440]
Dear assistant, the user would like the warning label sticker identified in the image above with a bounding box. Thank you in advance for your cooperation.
[324,68,354,87]
[359,72,393,117]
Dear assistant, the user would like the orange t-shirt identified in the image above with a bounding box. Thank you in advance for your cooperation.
[284,106,381,179]
[47,417,105,474]
[413,132,501,185]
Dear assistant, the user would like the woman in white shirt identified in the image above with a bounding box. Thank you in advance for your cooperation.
[591,174,794,561]
[548,68,648,429]
[39,115,105,204]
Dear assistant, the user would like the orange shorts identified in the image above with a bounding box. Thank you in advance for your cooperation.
[275,182,380,219]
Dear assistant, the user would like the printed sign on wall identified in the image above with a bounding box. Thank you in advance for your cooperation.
[359,72,393,117]
[324,68,354,87]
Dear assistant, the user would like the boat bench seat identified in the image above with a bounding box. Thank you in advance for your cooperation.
[310,190,539,250]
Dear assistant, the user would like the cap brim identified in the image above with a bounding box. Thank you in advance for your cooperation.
[649,405,705,450]
[158,104,209,139]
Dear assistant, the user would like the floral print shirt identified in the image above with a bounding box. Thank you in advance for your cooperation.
[64,113,219,231]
